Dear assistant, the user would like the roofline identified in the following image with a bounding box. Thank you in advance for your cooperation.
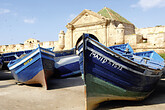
[69,9,107,25]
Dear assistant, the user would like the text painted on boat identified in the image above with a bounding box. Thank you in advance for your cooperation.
[89,52,122,71]
[24,58,33,65]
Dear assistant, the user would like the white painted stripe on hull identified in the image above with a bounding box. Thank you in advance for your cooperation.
[77,39,83,48]
[77,47,83,55]
[9,49,40,70]
[41,49,55,56]
[77,38,161,77]
[87,38,160,70]
[86,46,144,75]
[55,55,79,68]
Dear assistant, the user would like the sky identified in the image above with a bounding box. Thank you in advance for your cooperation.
[0,0,165,45]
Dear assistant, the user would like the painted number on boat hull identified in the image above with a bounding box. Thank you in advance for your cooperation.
[24,58,33,65]
[89,52,122,71]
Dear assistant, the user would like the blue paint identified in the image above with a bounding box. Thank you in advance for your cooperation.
[134,51,164,65]
[87,41,145,73]
[109,43,134,55]
[13,59,43,82]
[61,70,81,77]
[77,34,164,93]
[57,61,80,74]
[55,48,76,57]
[54,51,80,78]
[15,54,41,74]
[8,45,55,83]
[2,47,54,62]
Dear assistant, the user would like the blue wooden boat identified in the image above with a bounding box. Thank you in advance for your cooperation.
[109,44,165,68]
[134,51,165,77]
[2,50,32,70]
[76,33,164,110]
[134,51,164,65]
[109,43,134,54]
[3,50,32,63]
[55,48,75,57]
[54,48,80,78]
[7,45,55,89]
[2,47,54,70]
[3,47,54,62]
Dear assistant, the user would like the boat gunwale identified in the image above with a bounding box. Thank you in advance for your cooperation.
[8,46,55,70]
[8,48,39,69]
[55,54,79,68]
[78,34,164,72]
[14,55,41,74]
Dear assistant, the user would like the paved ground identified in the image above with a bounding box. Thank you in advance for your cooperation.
[1,70,165,110]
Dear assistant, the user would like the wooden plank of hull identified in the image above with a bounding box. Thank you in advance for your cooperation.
[15,60,54,90]
[85,74,152,110]
[54,55,80,78]
[24,69,47,89]
[0,65,2,70]
[54,48,75,57]
[42,58,54,80]
[0,58,3,70]
[23,58,54,89]
[8,46,55,89]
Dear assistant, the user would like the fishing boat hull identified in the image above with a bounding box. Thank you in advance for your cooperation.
[8,46,55,89]
[3,48,54,70]
[54,54,80,78]
[54,48,75,57]
[77,34,163,110]
[0,54,3,70]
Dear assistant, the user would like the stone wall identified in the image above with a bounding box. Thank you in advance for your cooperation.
[0,38,59,53]
[125,34,142,47]
[133,43,165,53]
[136,26,165,38]
[147,33,165,46]
[133,26,165,53]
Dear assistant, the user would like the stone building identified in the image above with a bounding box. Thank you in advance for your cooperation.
[64,7,135,50]
[133,26,165,53]
[64,7,165,53]
[0,7,165,53]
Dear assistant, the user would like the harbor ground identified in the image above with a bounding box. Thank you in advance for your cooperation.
[1,70,165,110]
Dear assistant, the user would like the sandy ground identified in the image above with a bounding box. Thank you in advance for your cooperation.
[1,70,165,110]
[96,78,165,110]
[0,70,85,110]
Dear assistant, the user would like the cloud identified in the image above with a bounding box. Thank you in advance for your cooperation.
[23,18,36,24]
[0,8,10,14]
[131,0,165,11]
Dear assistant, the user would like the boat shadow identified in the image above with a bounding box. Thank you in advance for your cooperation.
[0,70,14,80]
[0,83,15,88]
[19,76,84,90]
[0,70,15,88]
[0,70,84,89]
[96,79,165,110]
[47,76,84,90]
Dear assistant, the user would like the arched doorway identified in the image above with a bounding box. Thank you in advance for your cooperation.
[75,33,99,49]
